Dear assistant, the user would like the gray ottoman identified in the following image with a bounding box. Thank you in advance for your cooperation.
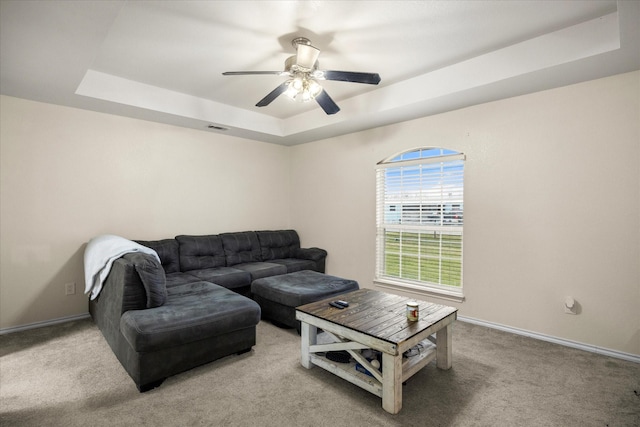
[251,270,359,331]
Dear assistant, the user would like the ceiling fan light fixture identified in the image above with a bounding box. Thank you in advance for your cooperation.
[285,77,302,99]
[285,74,323,102]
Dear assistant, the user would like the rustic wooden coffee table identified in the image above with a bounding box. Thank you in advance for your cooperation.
[295,288,457,414]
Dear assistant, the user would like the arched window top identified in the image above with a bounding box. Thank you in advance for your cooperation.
[379,147,464,165]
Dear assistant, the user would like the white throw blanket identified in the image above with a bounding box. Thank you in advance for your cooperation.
[84,234,160,300]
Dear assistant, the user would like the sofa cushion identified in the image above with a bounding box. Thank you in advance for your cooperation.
[112,253,148,312]
[165,272,201,289]
[256,230,300,261]
[120,282,261,353]
[135,239,180,274]
[220,232,262,266]
[185,267,252,290]
[176,235,226,271]
[130,253,167,308]
[234,262,287,281]
[268,258,317,273]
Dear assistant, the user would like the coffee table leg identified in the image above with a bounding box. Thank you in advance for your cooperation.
[300,321,317,369]
[381,352,403,414]
[436,323,452,369]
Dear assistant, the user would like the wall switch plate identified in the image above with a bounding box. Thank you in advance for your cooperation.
[65,282,76,295]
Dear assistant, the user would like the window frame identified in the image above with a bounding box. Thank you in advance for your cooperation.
[374,147,465,302]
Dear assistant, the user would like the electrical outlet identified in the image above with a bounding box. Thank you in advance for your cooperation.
[564,296,578,314]
[65,282,76,295]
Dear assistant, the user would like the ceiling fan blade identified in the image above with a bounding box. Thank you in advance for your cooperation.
[296,43,320,70]
[223,71,285,76]
[315,90,340,115]
[321,70,381,85]
[256,82,289,107]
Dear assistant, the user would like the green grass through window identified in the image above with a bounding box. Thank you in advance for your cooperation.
[383,231,462,287]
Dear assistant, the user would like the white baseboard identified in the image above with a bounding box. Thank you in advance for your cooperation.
[1,312,637,364]
[0,312,90,336]
[458,315,640,364]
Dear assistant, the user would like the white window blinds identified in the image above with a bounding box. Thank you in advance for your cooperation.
[376,148,464,292]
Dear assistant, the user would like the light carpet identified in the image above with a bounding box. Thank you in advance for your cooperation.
[1,318,638,426]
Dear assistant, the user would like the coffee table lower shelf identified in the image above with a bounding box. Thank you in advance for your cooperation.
[307,339,437,398]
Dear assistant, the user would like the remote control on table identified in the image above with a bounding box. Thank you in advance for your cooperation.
[329,301,345,309]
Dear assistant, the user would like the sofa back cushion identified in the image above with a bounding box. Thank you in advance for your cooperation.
[220,231,262,266]
[176,235,226,271]
[135,239,180,274]
[112,253,148,313]
[128,252,167,308]
[256,230,301,261]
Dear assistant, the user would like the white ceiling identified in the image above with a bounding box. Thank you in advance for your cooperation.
[1,0,639,146]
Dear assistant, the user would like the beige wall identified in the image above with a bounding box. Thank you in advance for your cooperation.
[1,71,638,356]
[0,95,291,328]
[290,71,640,355]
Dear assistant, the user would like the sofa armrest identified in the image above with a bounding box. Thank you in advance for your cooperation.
[89,254,147,347]
[294,247,327,261]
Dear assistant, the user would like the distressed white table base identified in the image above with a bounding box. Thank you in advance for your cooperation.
[297,311,455,414]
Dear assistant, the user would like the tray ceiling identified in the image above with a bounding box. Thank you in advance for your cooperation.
[1,1,638,145]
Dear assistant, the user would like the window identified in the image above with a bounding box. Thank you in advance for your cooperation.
[375,147,465,301]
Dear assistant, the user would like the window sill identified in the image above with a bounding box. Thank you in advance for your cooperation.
[374,278,465,303]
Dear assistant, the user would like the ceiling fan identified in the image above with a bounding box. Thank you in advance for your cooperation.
[222,37,381,115]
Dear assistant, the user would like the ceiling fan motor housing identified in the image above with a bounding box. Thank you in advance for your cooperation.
[285,55,318,74]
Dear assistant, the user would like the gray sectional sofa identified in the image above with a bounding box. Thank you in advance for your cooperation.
[89,230,327,391]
